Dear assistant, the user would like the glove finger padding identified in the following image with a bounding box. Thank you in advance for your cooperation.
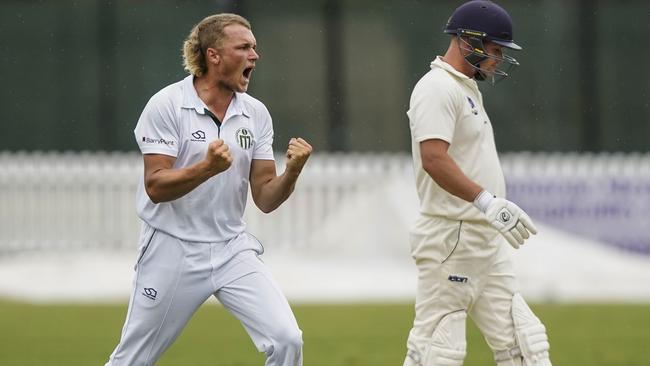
[519,212,538,235]
[483,197,537,249]
[503,231,521,249]
[510,225,525,245]
[515,221,530,240]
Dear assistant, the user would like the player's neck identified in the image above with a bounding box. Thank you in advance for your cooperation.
[442,41,475,79]
[193,75,234,120]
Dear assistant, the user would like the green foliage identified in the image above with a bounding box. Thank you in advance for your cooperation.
[0,301,648,366]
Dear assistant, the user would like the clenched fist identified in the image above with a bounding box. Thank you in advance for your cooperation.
[204,139,233,176]
[285,137,312,174]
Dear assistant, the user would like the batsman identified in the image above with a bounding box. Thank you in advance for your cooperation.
[403,1,551,365]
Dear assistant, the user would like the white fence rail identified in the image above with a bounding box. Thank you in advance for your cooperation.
[1,151,649,255]
[0,152,413,254]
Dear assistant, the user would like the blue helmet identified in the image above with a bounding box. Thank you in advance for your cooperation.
[443,0,521,83]
[443,0,521,50]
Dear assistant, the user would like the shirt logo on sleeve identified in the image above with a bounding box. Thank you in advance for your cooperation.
[466,97,479,115]
[191,130,206,142]
[142,137,175,146]
[235,127,254,150]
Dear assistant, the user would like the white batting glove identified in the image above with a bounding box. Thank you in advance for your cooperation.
[473,190,538,249]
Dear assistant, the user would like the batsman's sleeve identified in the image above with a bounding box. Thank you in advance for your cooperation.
[134,93,180,157]
[407,80,458,144]
[252,103,275,161]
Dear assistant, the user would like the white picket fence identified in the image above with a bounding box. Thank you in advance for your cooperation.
[1,151,649,255]
[0,151,412,254]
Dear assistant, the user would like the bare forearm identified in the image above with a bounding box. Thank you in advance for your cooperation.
[146,161,213,203]
[424,155,482,202]
[250,138,312,213]
[254,169,300,213]
[144,140,232,203]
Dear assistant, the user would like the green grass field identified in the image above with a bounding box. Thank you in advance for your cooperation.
[0,300,648,365]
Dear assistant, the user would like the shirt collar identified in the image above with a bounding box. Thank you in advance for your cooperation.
[181,75,206,113]
[226,92,250,119]
[430,56,476,84]
[181,75,250,118]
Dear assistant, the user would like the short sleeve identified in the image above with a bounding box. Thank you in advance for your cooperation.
[407,76,458,144]
[134,93,179,157]
[252,104,275,161]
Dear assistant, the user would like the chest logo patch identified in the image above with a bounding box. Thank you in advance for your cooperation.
[191,130,206,141]
[235,127,254,150]
[467,97,479,115]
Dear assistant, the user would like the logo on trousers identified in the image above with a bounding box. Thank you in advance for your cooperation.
[448,275,468,283]
[142,287,157,300]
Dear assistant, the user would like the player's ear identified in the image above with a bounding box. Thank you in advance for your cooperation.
[206,47,220,64]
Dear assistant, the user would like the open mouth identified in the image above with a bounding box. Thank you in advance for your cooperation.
[243,67,254,80]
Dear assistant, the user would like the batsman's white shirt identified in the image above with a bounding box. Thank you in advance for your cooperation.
[134,75,275,243]
[408,56,506,221]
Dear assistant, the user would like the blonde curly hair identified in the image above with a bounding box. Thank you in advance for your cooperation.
[182,13,251,77]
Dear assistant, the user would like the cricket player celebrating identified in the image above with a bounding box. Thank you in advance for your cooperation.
[403,1,551,365]
[104,13,311,366]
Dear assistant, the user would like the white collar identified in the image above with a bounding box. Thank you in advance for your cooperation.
[430,56,476,84]
[181,75,250,118]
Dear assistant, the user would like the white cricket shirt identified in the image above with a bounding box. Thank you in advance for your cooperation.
[408,56,506,221]
[134,75,275,242]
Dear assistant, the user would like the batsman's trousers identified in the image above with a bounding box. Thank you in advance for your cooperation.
[405,214,521,362]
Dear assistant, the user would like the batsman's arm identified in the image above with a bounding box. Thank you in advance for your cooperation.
[420,139,483,202]
[420,139,538,248]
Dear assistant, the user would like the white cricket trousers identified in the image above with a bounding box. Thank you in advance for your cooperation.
[105,226,303,366]
[404,215,521,363]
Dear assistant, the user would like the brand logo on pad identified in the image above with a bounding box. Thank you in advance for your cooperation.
[142,287,157,300]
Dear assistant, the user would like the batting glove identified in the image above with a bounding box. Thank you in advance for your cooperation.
[473,190,538,249]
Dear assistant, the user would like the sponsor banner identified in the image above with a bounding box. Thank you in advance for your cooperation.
[507,176,650,254]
